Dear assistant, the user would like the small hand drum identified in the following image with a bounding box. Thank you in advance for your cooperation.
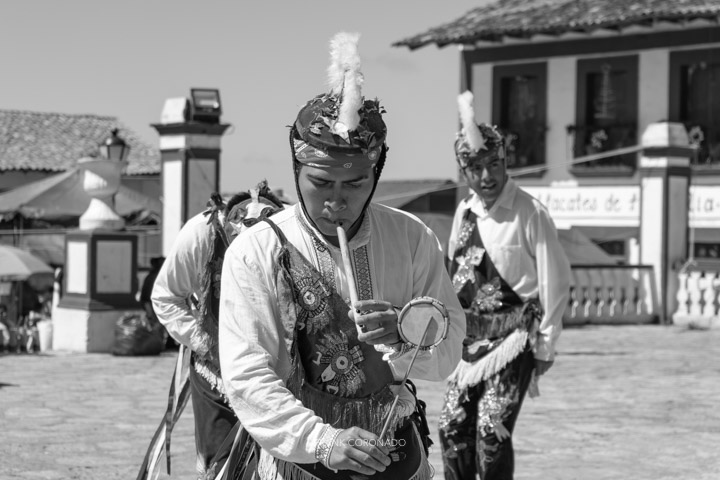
[379,296,449,439]
[397,296,449,349]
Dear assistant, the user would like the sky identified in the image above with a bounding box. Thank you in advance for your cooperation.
[0,0,490,197]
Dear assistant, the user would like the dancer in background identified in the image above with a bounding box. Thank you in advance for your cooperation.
[138,182,285,480]
[439,92,571,480]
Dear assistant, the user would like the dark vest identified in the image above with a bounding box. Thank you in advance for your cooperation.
[448,209,540,362]
[260,217,429,480]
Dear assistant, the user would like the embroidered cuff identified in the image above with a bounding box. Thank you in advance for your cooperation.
[314,425,342,468]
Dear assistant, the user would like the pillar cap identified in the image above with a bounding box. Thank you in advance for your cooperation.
[641,122,689,149]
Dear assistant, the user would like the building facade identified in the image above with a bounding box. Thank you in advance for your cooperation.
[395,0,720,264]
[0,109,160,198]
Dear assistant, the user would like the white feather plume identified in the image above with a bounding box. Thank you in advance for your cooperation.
[457,90,486,151]
[327,32,363,134]
[245,188,264,220]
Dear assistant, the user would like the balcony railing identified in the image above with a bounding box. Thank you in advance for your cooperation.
[674,260,720,329]
[499,126,547,175]
[683,123,720,174]
[564,264,658,325]
[567,123,637,175]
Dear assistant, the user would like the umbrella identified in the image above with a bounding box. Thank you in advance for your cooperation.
[0,245,53,280]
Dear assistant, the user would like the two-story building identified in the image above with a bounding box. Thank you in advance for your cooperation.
[395,0,720,264]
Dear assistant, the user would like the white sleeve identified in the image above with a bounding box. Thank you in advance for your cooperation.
[151,216,208,352]
[387,225,465,382]
[219,238,326,464]
[446,201,467,264]
[529,207,571,361]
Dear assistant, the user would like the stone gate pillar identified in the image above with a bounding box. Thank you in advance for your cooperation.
[639,122,693,324]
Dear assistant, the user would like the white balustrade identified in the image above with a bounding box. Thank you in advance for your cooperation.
[563,265,658,325]
[673,262,720,329]
[675,271,690,316]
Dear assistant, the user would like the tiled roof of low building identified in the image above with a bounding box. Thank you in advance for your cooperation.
[393,0,720,50]
[0,110,160,175]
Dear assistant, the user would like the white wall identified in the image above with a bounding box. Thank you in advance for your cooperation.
[639,49,670,134]
[547,57,577,184]
[470,63,493,124]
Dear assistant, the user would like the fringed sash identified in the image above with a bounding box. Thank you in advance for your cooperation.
[448,210,543,390]
[284,362,396,434]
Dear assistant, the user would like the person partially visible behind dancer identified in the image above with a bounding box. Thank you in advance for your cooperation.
[149,182,285,480]
[439,91,571,480]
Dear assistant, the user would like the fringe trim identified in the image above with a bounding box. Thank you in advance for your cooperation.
[450,329,529,390]
[196,201,227,372]
[256,446,433,480]
[194,360,228,400]
[285,361,398,435]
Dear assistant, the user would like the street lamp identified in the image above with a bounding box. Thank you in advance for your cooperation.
[77,129,131,231]
[55,128,141,352]
[99,128,131,162]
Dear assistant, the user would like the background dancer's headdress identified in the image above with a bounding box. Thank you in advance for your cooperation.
[454,90,505,168]
[223,180,285,241]
[291,32,387,170]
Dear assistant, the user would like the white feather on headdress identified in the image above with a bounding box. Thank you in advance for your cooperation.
[457,91,486,152]
[327,32,363,137]
[245,187,264,220]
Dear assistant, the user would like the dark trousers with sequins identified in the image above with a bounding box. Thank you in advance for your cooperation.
[189,362,238,479]
[439,348,535,480]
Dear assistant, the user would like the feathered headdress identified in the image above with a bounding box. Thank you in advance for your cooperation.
[457,91,486,152]
[455,90,505,167]
[327,32,363,139]
[223,180,285,240]
[291,32,387,169]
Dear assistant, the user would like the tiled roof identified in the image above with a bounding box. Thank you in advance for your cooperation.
[0,110,160,175]
[393,0,720,49]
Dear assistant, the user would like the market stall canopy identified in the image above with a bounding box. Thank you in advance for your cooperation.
[0,244,53,280]
[0,167,161,223]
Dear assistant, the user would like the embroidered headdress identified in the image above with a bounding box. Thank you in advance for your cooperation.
[291,32,387,170]
[454,90,505,168]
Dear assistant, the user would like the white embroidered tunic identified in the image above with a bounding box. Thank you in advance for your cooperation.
[449,178,571,362]
[219,203,465,464]
[151,211,212,352]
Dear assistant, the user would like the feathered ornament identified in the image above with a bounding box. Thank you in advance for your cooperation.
[327,32,364,141]
[245,187,263,220]
[457,90,486,152]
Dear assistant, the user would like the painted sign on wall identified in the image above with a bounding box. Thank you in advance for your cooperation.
[521,186,640,227]
[521,185,720,228]
[689,186,720,227]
